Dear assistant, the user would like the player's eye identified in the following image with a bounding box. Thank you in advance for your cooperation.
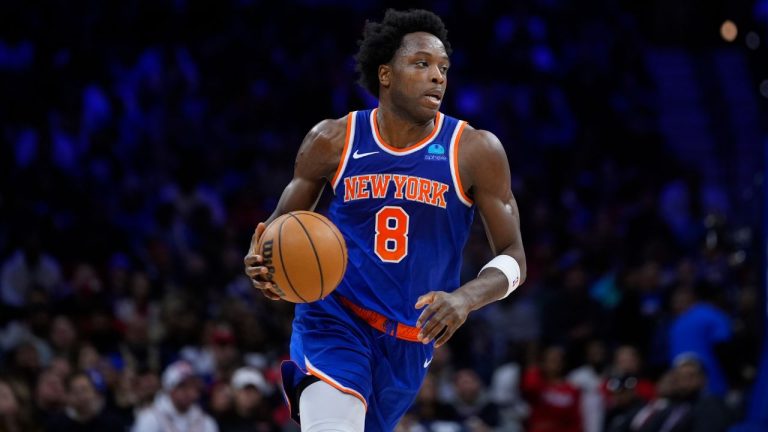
[416,61,428,67]
[440,66,449,73]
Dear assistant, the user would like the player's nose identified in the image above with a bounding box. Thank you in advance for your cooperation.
[430,65,445,84]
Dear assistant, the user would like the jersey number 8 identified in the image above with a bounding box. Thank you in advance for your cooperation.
[374,206,409,263]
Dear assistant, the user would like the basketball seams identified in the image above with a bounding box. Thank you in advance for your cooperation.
[286,212,325,300]
[299,211,348,285]
[278,215,310,303]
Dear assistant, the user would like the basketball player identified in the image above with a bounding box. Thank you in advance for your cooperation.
[244,9,526,432]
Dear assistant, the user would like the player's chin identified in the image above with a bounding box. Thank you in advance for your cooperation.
[415,100,441,119]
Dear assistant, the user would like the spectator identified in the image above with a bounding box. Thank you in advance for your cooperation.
[522,346,582,432]
[181,323,241,384]
[48,315,78,359]
[668,284,732,397]
[628,371,676,431]
[452,368,501,431]
[603,374,646,432]
[409,373,462,432]
[1,236,62,308]
[132,360,218,432]
[217,367,277,432]
[0,377,40,432]
[637,356,732,432]
[33,368,67,424]
[45,371,125,431]
[606,345,656,403]
[568,339,608,432]
[490,343,529,432]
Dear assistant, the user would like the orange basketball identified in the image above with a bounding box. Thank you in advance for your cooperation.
[257,211,347,303]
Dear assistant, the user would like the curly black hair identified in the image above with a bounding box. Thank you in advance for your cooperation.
[355,9,452,98]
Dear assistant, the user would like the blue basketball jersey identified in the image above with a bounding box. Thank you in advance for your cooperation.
[327,108,475,326]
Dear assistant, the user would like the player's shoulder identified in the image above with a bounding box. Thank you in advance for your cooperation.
[306,115,349,147]
[457,124,506,158]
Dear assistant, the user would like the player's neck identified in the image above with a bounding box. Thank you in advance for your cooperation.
[375,105,436,149]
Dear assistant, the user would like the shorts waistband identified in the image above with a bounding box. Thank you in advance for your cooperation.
[337,295,421,343]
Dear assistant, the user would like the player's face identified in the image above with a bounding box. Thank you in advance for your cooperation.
[385,32,449,121]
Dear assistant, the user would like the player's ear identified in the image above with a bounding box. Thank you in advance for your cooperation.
[378,64,391,89]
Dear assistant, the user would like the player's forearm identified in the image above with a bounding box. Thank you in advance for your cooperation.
[454,270,509,313]
[266,178,324,225]
[456,249,526,311]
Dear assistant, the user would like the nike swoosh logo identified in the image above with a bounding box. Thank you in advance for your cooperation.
[352,150,379,159]
[423,357,433,368]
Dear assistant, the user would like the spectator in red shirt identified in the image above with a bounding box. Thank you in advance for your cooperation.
[522,346,582,432]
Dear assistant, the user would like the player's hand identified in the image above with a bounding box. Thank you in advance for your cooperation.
[244,222,281,301]
[415,291,471,348]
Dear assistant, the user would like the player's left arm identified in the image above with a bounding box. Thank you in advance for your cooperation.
[416,127,526,347]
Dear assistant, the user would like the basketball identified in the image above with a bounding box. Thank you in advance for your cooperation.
[257,211,347,303]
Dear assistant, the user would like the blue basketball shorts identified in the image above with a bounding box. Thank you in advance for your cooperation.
[280,293,433,432]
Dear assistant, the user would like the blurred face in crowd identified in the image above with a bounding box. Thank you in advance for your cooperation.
[130,272,151,301]
[69,374,101,418]
[170,379,200,413]
[674,362,705,399]
[614,346,641,375]
[135,371,160,405]
[125,317,150,346]
[671,288,695,315]
[14,342,40,373]
[78,344,100,370]
[606,376,638,407]
[0,381,19,416]
[49,356,73,379]
[50,316,78,351]
[212,333,239,371]
[542,346,565,379]
[234,385,264,415]
[455,369,482,403]
[210,383,233,415]
[585,340,607,368]
[36,370,66,409]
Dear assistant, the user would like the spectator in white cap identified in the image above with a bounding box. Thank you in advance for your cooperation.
[132,360,218,432]
[216,367,277,432]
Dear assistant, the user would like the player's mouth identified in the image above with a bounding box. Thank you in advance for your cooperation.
[423,90,443,108]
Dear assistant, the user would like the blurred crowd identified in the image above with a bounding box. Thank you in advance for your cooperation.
[0,0,765,431]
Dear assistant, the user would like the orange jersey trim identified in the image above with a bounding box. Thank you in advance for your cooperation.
[451,121,473,205]
[371,108,442,153]
[304,359,368,410]
[331,112,355,188]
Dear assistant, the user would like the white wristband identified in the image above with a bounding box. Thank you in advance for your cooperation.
[479,255,521,299]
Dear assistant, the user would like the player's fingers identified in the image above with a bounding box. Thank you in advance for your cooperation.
[416,301,440,329]
[414,292,437,309]
[254,222,266,241]
[418,305,451,342]
[419,316,448,344]
[244,254,263,266]
[262,288,282,301]
[244,265,269,279]
[250,278,270,289]
[251,279,281,299]
[434,327,456,348]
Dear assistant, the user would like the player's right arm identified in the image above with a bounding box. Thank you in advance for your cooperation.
[244,117,347,299]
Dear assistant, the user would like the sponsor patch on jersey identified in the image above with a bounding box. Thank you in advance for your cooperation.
[425,143,447,161]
